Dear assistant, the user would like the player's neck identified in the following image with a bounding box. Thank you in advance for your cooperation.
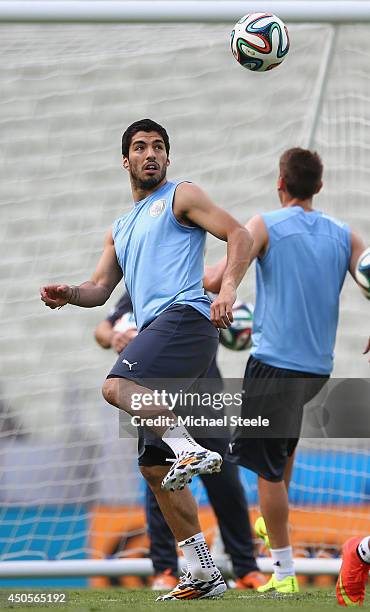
[131,177,167,203]
[282,197,314,212]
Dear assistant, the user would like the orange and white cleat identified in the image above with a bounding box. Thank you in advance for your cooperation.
[161,449,222,491]
[235,570,268,590]
[156,570,227,601]
[336,537,370,606]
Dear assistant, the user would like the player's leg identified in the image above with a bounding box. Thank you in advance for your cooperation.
[254,449,296,549]
[145,485,178,590]
[256,466,300,594]
[103,376,174,428]
[225,356,301,593]
[141,465,202,541]
[258,474,290,550]
[257,380,328,593]
[336,536,370,606]
[256,375,328,548]
[258,397,328,591]
[200,457,267,589]
[284,451,295,490]
[154,308,222,492]
[103,305,223,490]
[140,462,227,601]
[103,376,222,490]
[138,438,226,600]
[257,434,298,549]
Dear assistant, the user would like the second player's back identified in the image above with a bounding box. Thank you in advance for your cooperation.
[251,206,351,375]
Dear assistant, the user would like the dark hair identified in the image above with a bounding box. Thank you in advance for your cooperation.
[122,119,170,158]
[279,148,323,199]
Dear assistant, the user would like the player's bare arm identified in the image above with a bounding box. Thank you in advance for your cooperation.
[173,182,253,328]
[40,229,122,309]
[349,230,370,298]
[204,214,269,294]
[349,231,367,282]
[343,231,370,359]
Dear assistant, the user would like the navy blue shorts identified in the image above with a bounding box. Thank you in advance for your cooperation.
[107,304,221,466]
[226,355,329,482]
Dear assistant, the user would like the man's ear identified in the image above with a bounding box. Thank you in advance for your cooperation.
[122,156,129,170]
[277,175,285,191]
[315,180,323,194]
[166,157,170,167]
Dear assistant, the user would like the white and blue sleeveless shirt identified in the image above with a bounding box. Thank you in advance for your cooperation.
[112,180,211,331]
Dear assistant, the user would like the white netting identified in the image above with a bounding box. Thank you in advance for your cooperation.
[0,23,369,573]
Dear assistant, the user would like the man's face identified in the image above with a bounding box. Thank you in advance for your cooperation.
[123,131,169,191]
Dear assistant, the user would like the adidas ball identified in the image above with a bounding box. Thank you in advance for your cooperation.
[231,12,290,72]
[355,247,370,299]
[219,301,253,351]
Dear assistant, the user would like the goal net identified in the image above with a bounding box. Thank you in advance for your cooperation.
[0,20,369,584]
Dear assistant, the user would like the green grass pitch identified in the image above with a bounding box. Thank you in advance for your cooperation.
[2,588,369,612]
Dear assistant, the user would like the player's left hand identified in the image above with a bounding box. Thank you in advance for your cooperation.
[210,286,236,328]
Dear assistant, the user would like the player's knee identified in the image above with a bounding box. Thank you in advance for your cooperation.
[102,378,118,406]
[140,465,165,490]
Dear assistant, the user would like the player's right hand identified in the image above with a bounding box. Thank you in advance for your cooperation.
[210,286,236,329]
[40,284,71,309]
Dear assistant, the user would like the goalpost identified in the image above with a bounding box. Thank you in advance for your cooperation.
[2,1,370,23]
[0,1,369,581]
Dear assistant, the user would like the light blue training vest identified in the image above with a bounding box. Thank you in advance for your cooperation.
[112,180,211,331]
[251,206,351,374]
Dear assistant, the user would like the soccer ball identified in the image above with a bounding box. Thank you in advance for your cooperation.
[355,247,370,299]
[219,301,253,351]
[113,311,137,332]
[230,12,290,72]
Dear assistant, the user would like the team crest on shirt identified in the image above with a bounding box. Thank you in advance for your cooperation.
[149,199,166,217]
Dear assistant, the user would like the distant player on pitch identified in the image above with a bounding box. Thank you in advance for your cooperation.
[40,119,252,601]
[205,147,369,596]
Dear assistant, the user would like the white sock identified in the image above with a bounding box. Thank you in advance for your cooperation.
[358,537,370,564]
[271,546,295,580]
[178,532,220,581]
[162,423,205,457]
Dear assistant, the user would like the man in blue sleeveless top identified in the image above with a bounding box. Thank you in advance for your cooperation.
[40,119,253,601]
[205,148,368,595]
[95,293,266,592]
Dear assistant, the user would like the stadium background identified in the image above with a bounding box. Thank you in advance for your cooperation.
[0,19,369,586]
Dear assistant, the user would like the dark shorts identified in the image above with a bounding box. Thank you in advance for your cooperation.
[226,355,329,482]
[107,304,221,466]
